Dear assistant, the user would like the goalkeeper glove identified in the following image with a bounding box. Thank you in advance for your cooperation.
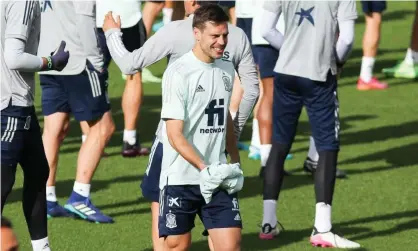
[45,41,69,71]
[221,163,244,194]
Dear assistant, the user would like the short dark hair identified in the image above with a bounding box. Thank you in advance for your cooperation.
[193,4,229,30]
[196,0,220,7]
[1,217,12,229]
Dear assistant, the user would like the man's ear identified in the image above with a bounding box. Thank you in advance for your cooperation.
[193,27,201,42]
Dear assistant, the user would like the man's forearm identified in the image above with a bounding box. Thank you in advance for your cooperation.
[168,133,206,170]
[226,112,240,164]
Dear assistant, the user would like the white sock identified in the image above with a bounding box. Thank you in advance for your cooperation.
[162,8,173,25]
[262,200,278,226]
[46,186,57,202]
[260,144,272,167]
[31,237,51,251]
[307,136,319,162]
[73,181,91,198]
[360,56,375,82]
[314,202,332,233]
[81,134,87,143]
[250,119,260,149]
[405,48,418,64]
[123,129,136,145]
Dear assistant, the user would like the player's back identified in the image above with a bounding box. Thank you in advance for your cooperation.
[38,0,96,75]
[1,0,40,110]
[160,51,235,187]
[272,0,356,81]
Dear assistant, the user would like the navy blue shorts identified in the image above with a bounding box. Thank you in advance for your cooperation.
[253,45,279,79]
[158,185,242,237]
[361,1,386,14]
[141,137,163,202]
[40,61,111,122]
[1,104,48,168]
[272,72,340,151]
[236,18,252,44]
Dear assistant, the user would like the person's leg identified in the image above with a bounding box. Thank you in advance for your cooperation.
[163,0,174,25]
[120,21,152,157]
[140,138,164,250]
[229,75,248,150]
[305,73,360,248]
[39,74,73,217]
[20,110,51,250]
[382,2,418,78]
[159,186,197,251]
[202,190,242,251]
[358,1,388,90]
[142,1,165,37]
[260,73,303,240]
[64,64,115,223]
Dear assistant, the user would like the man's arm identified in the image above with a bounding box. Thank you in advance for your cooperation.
[103,12,174,75]
[234,31,260,139]
[73,1,104,72]
[4,1,68,72]
[161,70,205,170]
[260,1,284,51]
[226,112,240,164]
[335,0,357,65]
[165,119,206,170]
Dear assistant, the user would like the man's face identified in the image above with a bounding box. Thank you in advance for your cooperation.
[194,21,228,60]
[1,227,19,251]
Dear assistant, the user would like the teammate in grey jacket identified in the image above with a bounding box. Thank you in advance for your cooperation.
[1,1,69,250]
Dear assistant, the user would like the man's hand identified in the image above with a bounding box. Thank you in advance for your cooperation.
[43,40,69,71]
[103,11,121,33]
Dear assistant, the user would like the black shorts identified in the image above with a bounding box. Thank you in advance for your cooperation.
[97,19,147,71]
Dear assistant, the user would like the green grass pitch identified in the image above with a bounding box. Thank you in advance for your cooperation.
[3,2,418,250]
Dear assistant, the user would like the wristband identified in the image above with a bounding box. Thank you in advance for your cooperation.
[46,56,53,70]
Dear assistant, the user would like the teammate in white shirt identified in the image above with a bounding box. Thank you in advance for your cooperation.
[157,5,243,250]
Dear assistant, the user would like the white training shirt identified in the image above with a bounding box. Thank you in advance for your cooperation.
[235,0,255,18]
[96,0,142,28]
[159,51,235,188]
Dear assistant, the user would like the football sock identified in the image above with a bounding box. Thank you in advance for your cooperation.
[405,48,418,64]
[81,134,87,143]
[32,237,51,251]
[360,56,375,82]
[314,202,332,233]
[162,8,173,25]
[123,129,136,145]
[260,144,272,167]
[73,181,91,198]
[262,200,278,226]
[46,186,57,202]
[230,111,237,121]
[250,119,260,149]
[314,151,338,205]
[307,136,319,162]
[263,142,290,199]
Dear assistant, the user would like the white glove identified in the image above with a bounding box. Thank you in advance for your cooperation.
[221,163,244,194]
[200,162,240,204]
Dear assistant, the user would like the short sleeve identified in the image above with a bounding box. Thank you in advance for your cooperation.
[337,0,358,22]
[263,0,282,14]
[5,0,39,41]
[73,0,95,17]
[161,69,187,121]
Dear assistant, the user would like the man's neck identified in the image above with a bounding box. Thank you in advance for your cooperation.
[192,47,214,64]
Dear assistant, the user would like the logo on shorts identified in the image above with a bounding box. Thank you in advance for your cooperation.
[168,196,181,208]
[24,116,31,130]
[232,198,239,211]
[234,213,241,221]
[166,211,177,229]
[222,73,232,92]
